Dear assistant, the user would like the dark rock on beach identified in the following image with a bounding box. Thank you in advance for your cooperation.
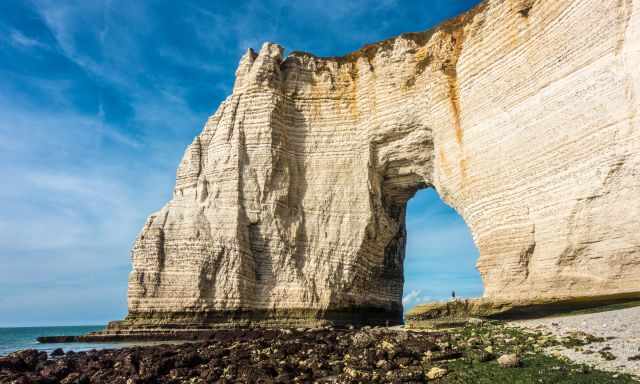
[1,324,636,383]
[1,328,451,384]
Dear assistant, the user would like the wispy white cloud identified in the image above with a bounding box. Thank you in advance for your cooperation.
[402,289,432,309]
[157,47,224,74]
[402,289,421,305]
[35,1,107,77]
[33,0,150,91]
[8,29,48,49]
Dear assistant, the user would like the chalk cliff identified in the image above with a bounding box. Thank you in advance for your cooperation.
[122,0,640,328]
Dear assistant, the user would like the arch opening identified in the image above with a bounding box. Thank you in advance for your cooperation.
[401,188,482,313]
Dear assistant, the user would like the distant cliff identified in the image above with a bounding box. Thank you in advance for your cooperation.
[121,0,640,328]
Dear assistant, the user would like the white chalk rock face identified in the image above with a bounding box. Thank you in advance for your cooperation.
[124,0,640,327]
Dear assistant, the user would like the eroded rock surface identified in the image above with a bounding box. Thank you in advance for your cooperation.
[6,326,637,383]
[122,0,640,328]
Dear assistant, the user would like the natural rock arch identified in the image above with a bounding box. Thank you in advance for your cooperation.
[113,0,639,331]
[401,186,482,306]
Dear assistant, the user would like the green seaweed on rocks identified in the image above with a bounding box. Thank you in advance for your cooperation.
[1,323,636,383]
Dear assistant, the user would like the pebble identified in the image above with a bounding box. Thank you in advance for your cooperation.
[497,353,521,368]
[426,366,447,380]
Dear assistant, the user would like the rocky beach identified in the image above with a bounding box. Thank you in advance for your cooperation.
[2,316,639,383]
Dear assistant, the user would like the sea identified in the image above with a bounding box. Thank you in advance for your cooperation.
[0,325,162,356]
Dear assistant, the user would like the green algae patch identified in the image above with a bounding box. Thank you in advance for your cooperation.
[428,321,638,383]
[443,354,637,383]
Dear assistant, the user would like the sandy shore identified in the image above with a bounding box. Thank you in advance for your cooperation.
[512,306,640,377]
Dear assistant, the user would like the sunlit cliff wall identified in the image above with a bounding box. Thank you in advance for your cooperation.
[124,0,640,327]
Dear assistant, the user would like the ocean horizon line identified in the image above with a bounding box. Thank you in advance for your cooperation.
[0,324,107,330]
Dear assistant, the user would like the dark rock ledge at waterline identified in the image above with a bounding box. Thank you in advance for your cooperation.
[4,323,637,383]
[36,294,640,344]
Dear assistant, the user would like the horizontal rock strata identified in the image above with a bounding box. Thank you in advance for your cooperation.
[120,0,640,329]
[405,292,640,329]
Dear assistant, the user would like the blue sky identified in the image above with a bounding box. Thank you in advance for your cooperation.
[0,0,482,327]
[403,189,481,310]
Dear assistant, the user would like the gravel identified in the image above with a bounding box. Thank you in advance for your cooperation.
[512,306,640,377]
